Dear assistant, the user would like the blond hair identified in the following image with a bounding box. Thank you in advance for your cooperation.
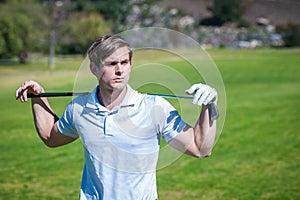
[88,34,132,67]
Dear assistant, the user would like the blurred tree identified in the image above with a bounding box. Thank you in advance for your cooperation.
[0,0,48,63]
[29,0,110,59]
[201,0,244,26]
[48,0,68,69]
[277,24,300,47]
[129,0,164,27]
[59,12,110,55]
[65,0,133,33]
[98,0,133,32]
[0,15,24,61]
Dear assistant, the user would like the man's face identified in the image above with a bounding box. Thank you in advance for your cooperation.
[92,46,131,91]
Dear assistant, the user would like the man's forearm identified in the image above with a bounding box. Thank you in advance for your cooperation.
[195,105,217,157]
[31,98,58,144]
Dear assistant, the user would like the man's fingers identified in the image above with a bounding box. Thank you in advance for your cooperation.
[16,88,28,102]
[203,92,214,105]
[15,89,21,100]
[201,88,215,105]
[186,83,217,106]
[185,83,203,95]
[193,85,207,105]
[15,80,44,102]
[16,82,30,102]
[21,89,28,102]
[198,89,210,105]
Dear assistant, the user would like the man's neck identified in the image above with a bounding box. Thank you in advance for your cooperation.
[98,85,127,110]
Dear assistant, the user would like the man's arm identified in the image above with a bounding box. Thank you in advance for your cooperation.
[16,80,76,147]
[169,84,217,158]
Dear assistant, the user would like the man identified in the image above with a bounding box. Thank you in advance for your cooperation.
[16,34,218,200]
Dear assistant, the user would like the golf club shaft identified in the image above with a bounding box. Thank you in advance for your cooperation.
[27,92,193,99]
[27,92,219,120]
[27,92,89,98]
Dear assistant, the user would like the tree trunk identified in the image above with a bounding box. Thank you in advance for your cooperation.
[18,51,28,64]
[49,28,56,69]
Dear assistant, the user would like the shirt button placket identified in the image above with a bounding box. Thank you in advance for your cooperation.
[96,110,109,136]
[105,110,118,137]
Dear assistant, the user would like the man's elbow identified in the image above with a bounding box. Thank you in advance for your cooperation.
[187,150,212,158]
[197,149,213,158]
[43,139,59,148]
[39,125,63,148]
[41,135,61,148]
[197,142,215,158]
[199,151,212,158]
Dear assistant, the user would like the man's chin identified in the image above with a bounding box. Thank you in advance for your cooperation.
[111,82,127,89]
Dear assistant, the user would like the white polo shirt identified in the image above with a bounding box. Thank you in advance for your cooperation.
[57,85,187,200]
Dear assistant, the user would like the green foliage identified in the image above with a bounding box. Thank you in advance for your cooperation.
[0,14,31,62]
[277,24,300,47]
[0,15,23,58]
[59,12,110,55]
[0,0,113,60]
[201,0,245,26]
[0,0,48,63]
[65,0,134,33]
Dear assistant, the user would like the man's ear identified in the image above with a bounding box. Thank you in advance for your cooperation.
[89,62,98,76]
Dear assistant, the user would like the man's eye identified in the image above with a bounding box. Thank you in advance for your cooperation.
[104,59,129,66]
[121,60,129,65]
[108,61,118,66]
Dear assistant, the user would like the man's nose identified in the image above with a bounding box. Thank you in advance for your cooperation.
[115,62,123,73]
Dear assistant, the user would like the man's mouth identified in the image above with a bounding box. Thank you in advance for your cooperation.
[113,77,124,82]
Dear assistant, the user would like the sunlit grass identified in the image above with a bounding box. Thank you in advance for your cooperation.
[0,48,299,199]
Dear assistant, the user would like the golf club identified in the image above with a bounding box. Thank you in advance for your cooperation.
[27,92,219,120]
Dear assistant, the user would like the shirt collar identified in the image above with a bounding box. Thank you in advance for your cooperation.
[85,85,137,112]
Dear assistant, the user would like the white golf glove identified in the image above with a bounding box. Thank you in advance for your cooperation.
[185,83,217,106]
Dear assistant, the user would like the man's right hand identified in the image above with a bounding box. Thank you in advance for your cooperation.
[15,80,44,102]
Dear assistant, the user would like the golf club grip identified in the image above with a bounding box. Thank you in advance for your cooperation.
[208,102,219,121]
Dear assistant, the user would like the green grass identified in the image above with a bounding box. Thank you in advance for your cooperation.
[157,48,300,200]
[0,48,299,199]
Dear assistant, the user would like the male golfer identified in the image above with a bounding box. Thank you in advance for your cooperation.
[16,34,218,200]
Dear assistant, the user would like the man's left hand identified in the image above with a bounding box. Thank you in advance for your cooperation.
[185,83,217,106]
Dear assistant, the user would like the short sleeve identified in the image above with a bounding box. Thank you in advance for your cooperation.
[155,97,187,143]
[57,101,79,138]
